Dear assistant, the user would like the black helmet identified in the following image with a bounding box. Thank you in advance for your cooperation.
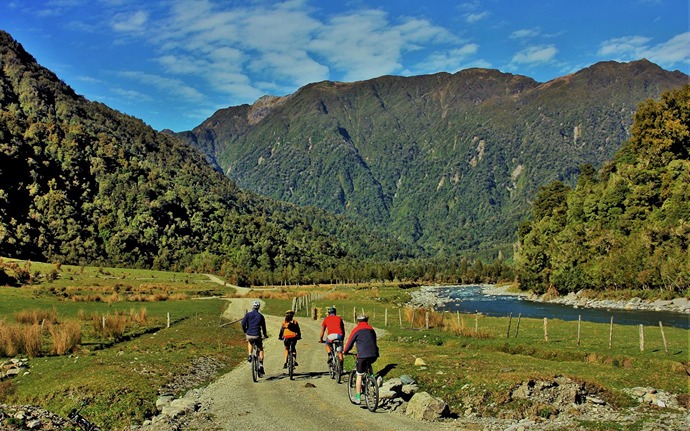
[327,306,336,314]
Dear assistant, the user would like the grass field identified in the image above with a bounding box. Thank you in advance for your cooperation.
[1,260,688,429]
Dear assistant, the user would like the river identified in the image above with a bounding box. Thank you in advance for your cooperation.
[435,285,690,330]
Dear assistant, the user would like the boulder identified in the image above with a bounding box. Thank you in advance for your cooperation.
[405,391,449,420]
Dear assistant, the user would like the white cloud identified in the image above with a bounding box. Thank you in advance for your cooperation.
[118,70,205,102]
[466,11,490,23]
[598,32,690,67]
[416,44,488,74]
[510,28,541,39]
[511,45,558,65]
[111,10,148,32]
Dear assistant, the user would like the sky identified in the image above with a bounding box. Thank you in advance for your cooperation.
[1,0,688,132]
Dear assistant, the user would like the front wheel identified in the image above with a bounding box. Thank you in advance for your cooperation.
[287,350,295,380]
[347,370,358,404]
[364,375,379,412]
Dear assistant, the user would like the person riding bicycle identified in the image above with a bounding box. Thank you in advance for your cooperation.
[318,305,345,364]
[343,314,379,405]
[241,300,268,375]
[278,309,301,369]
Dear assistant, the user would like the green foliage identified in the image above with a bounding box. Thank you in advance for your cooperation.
[517,85,690,294]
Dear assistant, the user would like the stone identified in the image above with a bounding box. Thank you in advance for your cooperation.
[399,374,416,385]
[156,395,174,411]
[405,391,450,420]
[414,357,427,366]
[401,384,419,395]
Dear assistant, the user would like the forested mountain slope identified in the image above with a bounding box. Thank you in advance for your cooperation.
[0,30,412,285]
[177,61,688,259]
[516,85,690,294]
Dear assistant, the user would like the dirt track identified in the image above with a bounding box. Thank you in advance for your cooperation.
[186,297,451,431]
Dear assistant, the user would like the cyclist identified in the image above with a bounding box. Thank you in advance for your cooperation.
[241,300,268,375]
[318,305,345,364]
[278,309,301,369]
[343,314,379,405]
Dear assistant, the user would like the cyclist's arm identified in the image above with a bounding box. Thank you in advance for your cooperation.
[318,325,325,341]
[261,316,268,338]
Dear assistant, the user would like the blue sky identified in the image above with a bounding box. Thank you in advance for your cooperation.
[2,0,688,132]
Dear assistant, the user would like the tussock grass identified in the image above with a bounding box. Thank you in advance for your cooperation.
[14,308,57,325]
[47,320,81,355]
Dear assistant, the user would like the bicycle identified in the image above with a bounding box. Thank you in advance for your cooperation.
[325,339,343,383]
[68,402,102,431]
[249,338,264,382]
[346,354,379,412]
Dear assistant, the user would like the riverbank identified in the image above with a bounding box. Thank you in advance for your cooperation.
[481,284,690,315]
[409,284,690,315]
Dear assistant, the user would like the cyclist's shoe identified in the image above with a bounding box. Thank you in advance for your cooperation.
[327,357,331,364]
[247,355,251,363]
[294,361,298,367]
[354,394,361,405]
[283,363,287,369]
[259,366,265,375]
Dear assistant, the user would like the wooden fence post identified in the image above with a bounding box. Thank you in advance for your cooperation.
[425,311,429,330]
[399,308,402,328]
[506,313,513,338]
[474,313,478,333]
[167,312,170,329]
[384,309,388,326]
[411,309,416,329]
[577,315,581,347]
[639,324,644,352]
[608,316,614,349]
[543,317,548,342]
[353,307,356,323]
[515,313,521,338]
[659,321,668,355]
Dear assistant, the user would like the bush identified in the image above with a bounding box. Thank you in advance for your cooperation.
[48,320,82,355]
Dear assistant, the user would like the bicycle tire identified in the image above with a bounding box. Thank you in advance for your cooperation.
[364,374,379,412]
[288,345,295,380]
[334,356,342,384]
[328,354,335,379]
[347,370,358,404]
[251,345,259,383]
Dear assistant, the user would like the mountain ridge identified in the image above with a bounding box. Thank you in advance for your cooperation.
[176,59,688,258]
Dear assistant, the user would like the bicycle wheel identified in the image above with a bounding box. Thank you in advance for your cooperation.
[287,348,295,380]
[251,345,259,382]
[347,370,358,404]
[364,374,379,412]
[334,356,342,384]
[328,352,335,379]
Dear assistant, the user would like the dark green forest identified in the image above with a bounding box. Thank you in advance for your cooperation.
[516,85,690,296]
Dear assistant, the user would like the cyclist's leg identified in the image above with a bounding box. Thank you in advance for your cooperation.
[282,338,290,365]
[355,357,366,395]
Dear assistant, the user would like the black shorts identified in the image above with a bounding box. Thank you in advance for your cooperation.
[356,356,377,374]
[283,338,298,350]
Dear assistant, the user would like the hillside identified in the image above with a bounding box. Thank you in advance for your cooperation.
[0,30,412,285]
[176,61,688,259]
[516,85,690,294]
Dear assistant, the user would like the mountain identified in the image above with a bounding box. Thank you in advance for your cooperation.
[0,30,412,285]
[175,61,688,259]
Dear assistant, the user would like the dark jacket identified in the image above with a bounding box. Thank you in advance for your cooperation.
[343,321,379,359]
[241,309,267,338]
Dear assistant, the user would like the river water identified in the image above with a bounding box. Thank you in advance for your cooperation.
[435,285,689,330]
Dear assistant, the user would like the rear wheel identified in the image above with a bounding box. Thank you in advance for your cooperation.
[334,357,342,384]
[328,352,335,379]
[288,348,295,380]
[251,346,259,383]
[364,375,379,412]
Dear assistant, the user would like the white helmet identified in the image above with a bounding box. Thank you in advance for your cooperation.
[252,301,261,309]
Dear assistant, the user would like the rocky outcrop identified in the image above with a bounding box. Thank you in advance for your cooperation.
[404,391,450,420]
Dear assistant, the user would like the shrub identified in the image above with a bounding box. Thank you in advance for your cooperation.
[20,324,43,357]
[48,320,82,355]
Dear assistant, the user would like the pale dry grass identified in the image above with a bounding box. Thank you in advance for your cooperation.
[20,323,43,357]
[47,320,82,355]
[14,308,58,325]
